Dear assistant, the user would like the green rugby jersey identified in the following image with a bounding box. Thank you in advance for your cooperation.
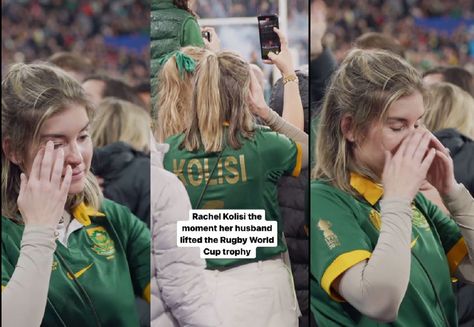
[164,126,302,268]
[2,199,150,327]
[310,173,467,327]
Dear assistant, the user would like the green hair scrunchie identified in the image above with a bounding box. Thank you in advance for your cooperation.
[158,51,196,79]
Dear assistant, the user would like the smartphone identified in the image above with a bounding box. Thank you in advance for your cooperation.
[202,31,211,42]
[257,14,281,60]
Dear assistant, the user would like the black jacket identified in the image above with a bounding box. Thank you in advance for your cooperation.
[434,128,474,196]
[92,141,150,226]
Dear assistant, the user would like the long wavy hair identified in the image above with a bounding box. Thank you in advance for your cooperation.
[182,51,256,153]
[155,46,207,142]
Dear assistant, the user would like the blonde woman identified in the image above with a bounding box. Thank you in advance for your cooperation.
[162,37,308,325]
[90,97,151,225]
[1,63,150,326]
[310,49,474,326]
[155,46,209,142]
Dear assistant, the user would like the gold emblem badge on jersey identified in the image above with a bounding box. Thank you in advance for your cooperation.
[318,219,340,249]
[86,226,116,257]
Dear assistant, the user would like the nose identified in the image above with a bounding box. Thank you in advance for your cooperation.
[64,141,82,166]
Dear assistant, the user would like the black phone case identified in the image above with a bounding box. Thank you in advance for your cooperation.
[257,14,281,60]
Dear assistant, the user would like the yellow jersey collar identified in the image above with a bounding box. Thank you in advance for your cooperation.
[72,202,105,226]
[350,172,384,205]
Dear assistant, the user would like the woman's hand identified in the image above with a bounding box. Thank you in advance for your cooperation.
[382,130,437,201]
[248,69,270,120]
[265,27,295,76]
[426,134,458,196]
[17,141,72,226]
[202,26,221,52]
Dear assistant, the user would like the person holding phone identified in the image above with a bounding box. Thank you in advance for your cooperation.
[1,63,150,326]
[162,28,307,326]
[310,48,474,326]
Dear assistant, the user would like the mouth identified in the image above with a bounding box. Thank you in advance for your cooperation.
[62,169,85,182]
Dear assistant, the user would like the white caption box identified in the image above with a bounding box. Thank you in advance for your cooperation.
[177,209,277,259]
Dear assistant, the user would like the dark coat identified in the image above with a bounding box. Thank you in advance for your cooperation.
[435,128,474,326]
[92,141,150,226]
[270,71,310,327]
[434,128,474,197]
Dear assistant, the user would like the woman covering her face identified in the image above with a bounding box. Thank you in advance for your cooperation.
[1,63,150,327]
[310,48,474,326]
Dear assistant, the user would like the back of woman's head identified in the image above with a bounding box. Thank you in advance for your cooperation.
[156,46,208,142]
[313,48,424,192]
[92,97,151,153]
[2,63,98,218]
[183,51,255,153]
[424,82,474,139]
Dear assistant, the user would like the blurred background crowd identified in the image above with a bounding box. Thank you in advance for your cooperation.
[2,0,149,84]
[323,0,474,71]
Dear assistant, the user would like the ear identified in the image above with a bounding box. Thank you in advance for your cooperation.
[2,138,22,165]
[340,114,355,142]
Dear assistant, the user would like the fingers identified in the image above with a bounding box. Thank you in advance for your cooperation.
[420,148,436,173]
[403,131,423,158]
[412,131,431,162]
[50,148,64,186]
[30,145,46,181]
[263,58,273,64]
[273,27,288,47]
[383,150,392,173]
[267,52,276,61]
[40,141,54,181]
[18,173,27,202]
[60,165,72,200]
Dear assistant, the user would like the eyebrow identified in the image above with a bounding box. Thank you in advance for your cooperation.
[386,113,424,123]
[40,122,90,139]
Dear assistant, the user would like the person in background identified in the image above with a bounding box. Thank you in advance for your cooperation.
[82,74,147,109]
[155,46,209,142]
[422,81,474,326]
[311,48,474,326]
[423,66,474,96]
[354,32,406,59]
[90,97,151,226]
[269,69,311,327]
[152,0,203,101]
[1,63,150,326]
[134,81,152,111]
[48,52,93,83]
[150,138,222,326]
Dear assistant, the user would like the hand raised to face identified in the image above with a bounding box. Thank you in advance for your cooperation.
[17,141,72,226]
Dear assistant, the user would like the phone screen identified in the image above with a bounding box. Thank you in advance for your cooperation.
[257,15,281,60]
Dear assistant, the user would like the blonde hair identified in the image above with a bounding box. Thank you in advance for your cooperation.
[182,51,255,152]
[91,97,151,153]
[2,63,102,220]
[424,82,474,139]
[312,49,424,194]
[155,46,208,142]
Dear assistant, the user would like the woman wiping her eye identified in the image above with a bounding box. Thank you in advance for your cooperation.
[1,63,150,327]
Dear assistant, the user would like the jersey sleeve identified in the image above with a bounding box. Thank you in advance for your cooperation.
[419,194,467,275]
[2,242,13,290]
[181,18,205,47]
[260,129,302,178]
[311,182,372,301]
